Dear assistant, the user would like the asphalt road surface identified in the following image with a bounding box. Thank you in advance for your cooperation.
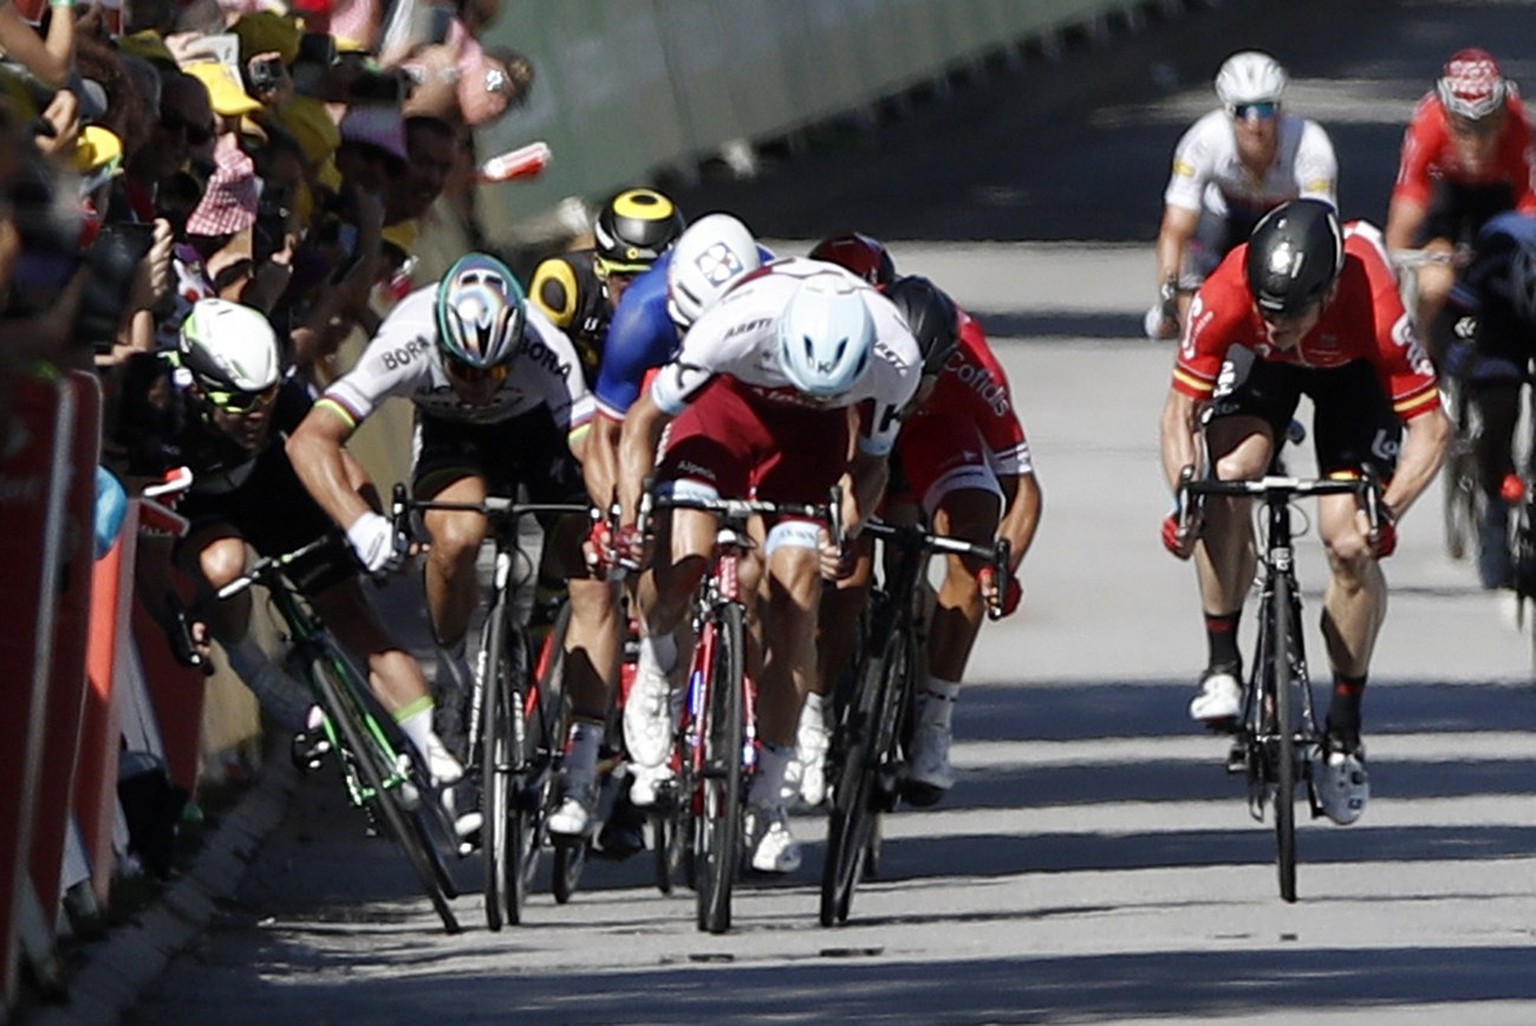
[125,2,1536,1023]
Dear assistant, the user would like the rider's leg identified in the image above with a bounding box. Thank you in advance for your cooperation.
[1316,491,1386,746]
[907,487,1000,801]
[1194,418,1271,652]
[1472,377,1520,588]
[1412,240,1459,367]
[183,525,310,730]
[420,474,489,692]
[310,577,461,785]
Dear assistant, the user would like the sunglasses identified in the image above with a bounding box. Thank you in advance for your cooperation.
[1230,101,1279,121]
[159,109,214,146]
[203,382,280,413]
[445,357,511,384]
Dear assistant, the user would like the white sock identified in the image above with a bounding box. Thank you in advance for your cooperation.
[802,692,828,731]
[637,629,677,679]
[395,697,439,755]
[225,637,309,730]
[749,741,793,806]
[564,721,603,788]
[922,677,961,730]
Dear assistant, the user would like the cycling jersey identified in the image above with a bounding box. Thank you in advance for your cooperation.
[529,248,610,387]
[1173,222,1441,421]
[1393,92,1536,212]
[908,310,1032,476]
[593,243,778,422]
[1164,109,1338,218]
[316,284,594,432]
[650,257,921,457]
[1454,211,1536,374]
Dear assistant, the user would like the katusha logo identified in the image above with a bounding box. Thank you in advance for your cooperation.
[695,243,744,285]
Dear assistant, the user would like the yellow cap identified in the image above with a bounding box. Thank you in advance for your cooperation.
[185,61,262,117]
[271,94,339,167]
[381,219,418,256]
[76,125,124,173]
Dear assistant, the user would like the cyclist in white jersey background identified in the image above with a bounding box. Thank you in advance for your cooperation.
[1147,50,1339,340]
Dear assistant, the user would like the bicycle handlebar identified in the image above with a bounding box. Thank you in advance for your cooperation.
[389,481,589,537]
[1178,468,1385,548]
[652,492,839,524]
[216,536,335,600]
[860,518,1012,621]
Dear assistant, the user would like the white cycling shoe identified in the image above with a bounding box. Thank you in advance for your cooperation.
[547,779,599,838]
[1313,743,1369,826]
[782,704,831,808]
[624,664,674,769]
[744,802,801,874]
[1188,668,1242,722]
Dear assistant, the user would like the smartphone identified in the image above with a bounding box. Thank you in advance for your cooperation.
[253,183,291,265]
[295,32,337,68]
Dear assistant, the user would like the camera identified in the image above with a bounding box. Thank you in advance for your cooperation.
[248,55,284,94]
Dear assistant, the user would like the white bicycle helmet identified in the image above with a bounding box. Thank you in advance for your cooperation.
[1215,51,1288,109]
[435,252,526,368]
[178,298,281,393]
[1438,48,1507,121]
[666,212,760,328]
[775,275,875,399]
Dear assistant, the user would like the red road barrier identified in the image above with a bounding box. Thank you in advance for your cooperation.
[27,372,102,934]
[0,373,74,1009]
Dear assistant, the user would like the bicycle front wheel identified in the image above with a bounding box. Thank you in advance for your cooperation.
[696,604,745,934]
[1270,573,1298,904]
[311,654,461,933]
[821,611,908,927]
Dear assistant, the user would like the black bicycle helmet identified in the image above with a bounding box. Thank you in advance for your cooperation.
[593,188,685,275]
[1245,199,1344,317]
[883,275,960,377]
[1508,236,1536,327]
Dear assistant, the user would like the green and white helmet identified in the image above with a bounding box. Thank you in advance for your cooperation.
[178,298,281,393]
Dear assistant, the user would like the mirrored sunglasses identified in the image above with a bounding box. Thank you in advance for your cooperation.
[204,382,280,413]
[446,357,511,384]
[1230,101,1279,121]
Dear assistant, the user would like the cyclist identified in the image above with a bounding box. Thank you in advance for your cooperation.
[1148,51,1338,341]
[1159,199,1450,825]
[802,271,1040,807]
[580,214,767,801]
[614,257,922,873]
[808,231,897,287]
[1447,211,1536,588]
[529,187,686,387]
[164,298,463,786]
[1386,48,1536,360]
[287,253,621,839]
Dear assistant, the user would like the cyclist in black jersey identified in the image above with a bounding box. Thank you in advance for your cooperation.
[529,188,685,386]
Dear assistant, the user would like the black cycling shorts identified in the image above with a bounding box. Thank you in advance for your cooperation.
[178,447,355,596]
[1416,180,1517,249]
[1207,355,1402,477]
[413,408,586,506]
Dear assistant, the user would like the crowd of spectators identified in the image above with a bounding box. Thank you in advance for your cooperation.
[0,0,534,461]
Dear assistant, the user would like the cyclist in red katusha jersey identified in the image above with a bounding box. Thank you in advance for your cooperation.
[1386,48,1536,360]
[800,267,1041,810]
[1160,199,1450,826]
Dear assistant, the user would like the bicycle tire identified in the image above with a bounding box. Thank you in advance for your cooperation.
[821,606,908,927]
[310,655,461,933]
[481,600,517,931]
[1442,393,1478,561]
[1271,572,1298,904]
[551,839,586,904]
[696,604,745,934]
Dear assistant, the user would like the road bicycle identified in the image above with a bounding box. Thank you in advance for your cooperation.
[218,537,462,933]
[645,490,840,934]
[391,486,585,930]
[819,519,1008,927]
[1177,468,1381,902]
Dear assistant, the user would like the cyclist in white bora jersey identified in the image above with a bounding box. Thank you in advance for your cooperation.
[1147,50,1339,340]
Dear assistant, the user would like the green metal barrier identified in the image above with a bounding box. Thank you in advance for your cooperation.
[474,0,1164,245]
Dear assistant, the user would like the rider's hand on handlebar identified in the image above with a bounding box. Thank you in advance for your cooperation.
[612,523,649,574]
[977,566,1023,617]
[1161,506,1201,560]
[817,527,855,581]
[346,511,406,573]
[1360,505,1398,559]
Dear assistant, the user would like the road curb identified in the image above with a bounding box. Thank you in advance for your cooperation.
[18,758,297,1026]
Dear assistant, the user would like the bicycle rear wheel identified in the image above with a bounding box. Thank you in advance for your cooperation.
[696,605,745,934]
[821,611,909,927]
[1442,386,1479,561]
[311,655,461,933]
[1270,573,1298,904]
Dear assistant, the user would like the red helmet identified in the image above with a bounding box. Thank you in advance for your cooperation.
[1438,48,1507,121]
[808,232,896,287]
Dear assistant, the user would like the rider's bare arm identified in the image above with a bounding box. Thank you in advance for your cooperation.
[1384,195,1429,253]
[579,412,623,509]
[616,388,673,525]
[1382,406,1452,517]
[997,471,1042,574]
[1160,389,1203,492]
[1155,205,1201,291]
[287,402,373,531]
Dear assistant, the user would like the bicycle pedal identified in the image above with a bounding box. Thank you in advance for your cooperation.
[289,732,331,773]
[1224,742,1247,775]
